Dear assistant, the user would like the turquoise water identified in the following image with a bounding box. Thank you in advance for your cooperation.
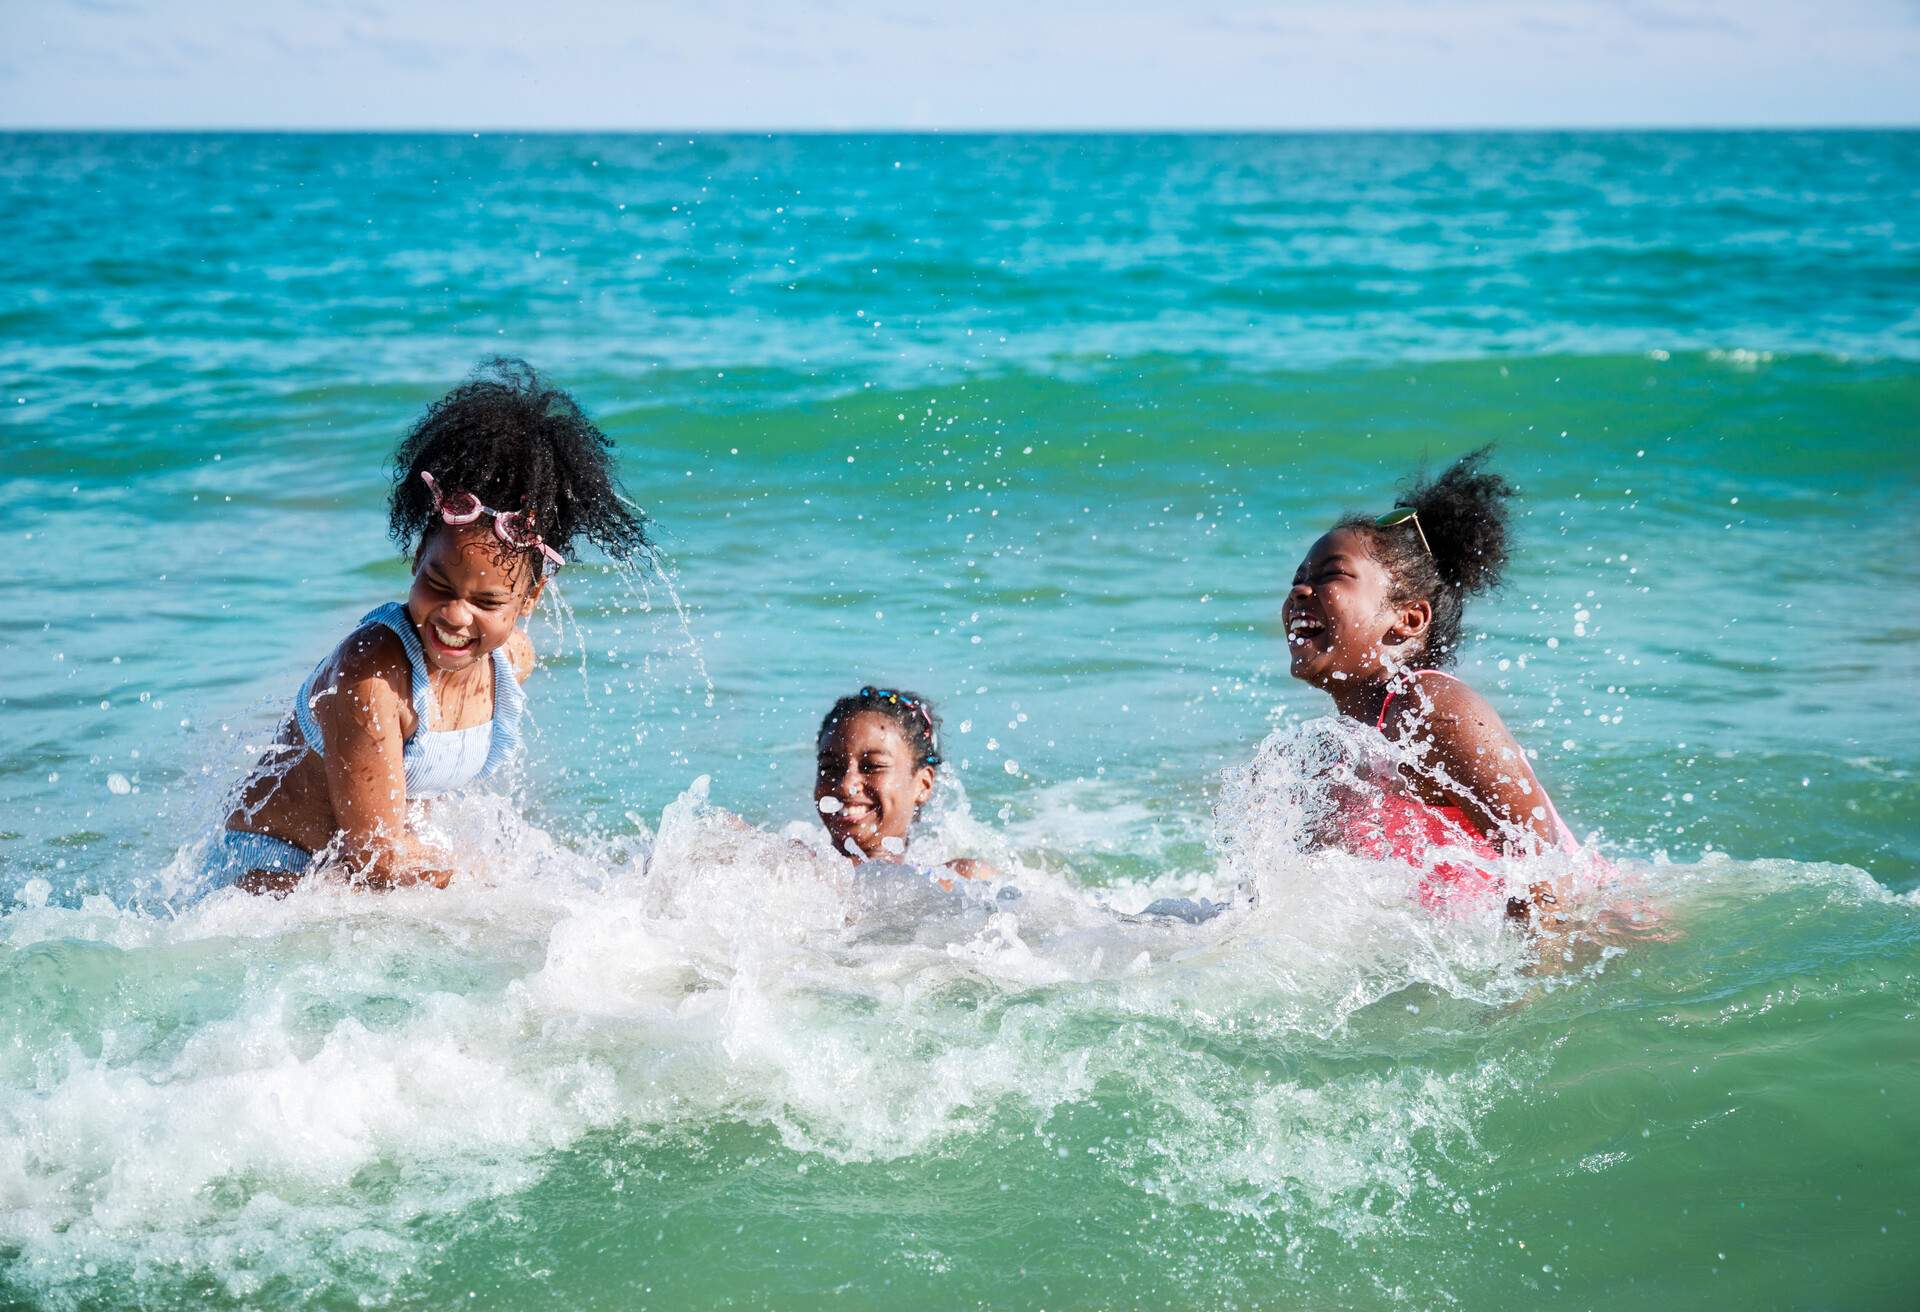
[3,131,1918,1309]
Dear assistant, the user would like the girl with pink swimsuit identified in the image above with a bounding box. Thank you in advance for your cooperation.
[1281,447,1580,920]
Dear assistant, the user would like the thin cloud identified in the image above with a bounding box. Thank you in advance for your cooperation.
[2,0,1915,127]
[61,0,145,15]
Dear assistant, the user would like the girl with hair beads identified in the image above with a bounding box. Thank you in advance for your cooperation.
[814,687,992,882]
[1281,446,1579,918]
[207,359,649,895]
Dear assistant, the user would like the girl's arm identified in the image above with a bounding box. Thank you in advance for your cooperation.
[1394,677,1568,924]
[310,630,455,888]
[1392,676,1559,852]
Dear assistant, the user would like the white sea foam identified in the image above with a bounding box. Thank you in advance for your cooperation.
[0,730,1827,1305]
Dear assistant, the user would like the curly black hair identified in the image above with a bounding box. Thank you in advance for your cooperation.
[1338,444,1515,669]
[817,687,942,768]
[388,358,649,587]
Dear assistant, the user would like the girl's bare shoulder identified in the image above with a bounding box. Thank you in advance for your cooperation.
[505,628,537,682]
[1418,672,1504,730]
[1384,671,1515,752]
[315,621,412,694]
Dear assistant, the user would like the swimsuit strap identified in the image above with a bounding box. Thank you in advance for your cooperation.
[294,602,436,753]
[477,641,526,780]
[1376,668,1460,731]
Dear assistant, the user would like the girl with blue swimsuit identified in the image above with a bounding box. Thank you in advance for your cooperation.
[210,359,649,895]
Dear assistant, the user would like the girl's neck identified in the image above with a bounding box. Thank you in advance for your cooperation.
[426,655,493,699]
[1328,677,1389,725]
[1327,663,1421,725]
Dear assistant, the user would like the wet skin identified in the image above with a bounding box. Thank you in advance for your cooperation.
[224,524,541,891]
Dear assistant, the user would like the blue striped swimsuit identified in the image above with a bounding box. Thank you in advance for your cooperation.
[204,603,525,889]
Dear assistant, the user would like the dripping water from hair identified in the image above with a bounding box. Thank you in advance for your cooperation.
[613,543,715,709]
[606,490,717,709]
[536,575,592,703]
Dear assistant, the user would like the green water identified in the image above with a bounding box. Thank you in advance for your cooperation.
[2,132,1917,1309]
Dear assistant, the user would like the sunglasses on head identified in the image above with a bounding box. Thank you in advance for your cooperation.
[421,471,565,574]
[1375,505,1433,557]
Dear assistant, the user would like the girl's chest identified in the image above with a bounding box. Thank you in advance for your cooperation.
[419,663,496,733]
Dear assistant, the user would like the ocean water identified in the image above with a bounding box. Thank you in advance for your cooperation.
[2,131,1918,1309]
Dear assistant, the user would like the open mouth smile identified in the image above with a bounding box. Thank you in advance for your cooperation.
[1286,614,1328,647]
[428,623,475,654]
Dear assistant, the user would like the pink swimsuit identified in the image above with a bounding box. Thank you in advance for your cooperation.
[1345,670,1579,906]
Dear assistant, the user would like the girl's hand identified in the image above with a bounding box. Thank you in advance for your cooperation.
[386,831,456,888]
[411,864,455,890]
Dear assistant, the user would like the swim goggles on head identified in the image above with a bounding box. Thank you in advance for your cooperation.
[421,471,565,573]
[1375,505,1433,557]
[859,686,940,764]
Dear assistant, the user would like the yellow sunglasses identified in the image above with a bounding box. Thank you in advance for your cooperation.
[1375,506,1433,556]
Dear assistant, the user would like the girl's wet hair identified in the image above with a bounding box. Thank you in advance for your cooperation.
[817,687,942,768]
[388,357,649,585]
[1340,444,1514,668]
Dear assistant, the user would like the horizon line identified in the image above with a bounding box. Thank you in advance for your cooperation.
[5,122,1918,135]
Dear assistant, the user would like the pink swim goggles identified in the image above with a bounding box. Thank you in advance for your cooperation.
[421,471,565,573]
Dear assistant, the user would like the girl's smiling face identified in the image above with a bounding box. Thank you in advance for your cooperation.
[408,524,542,673]
[815,710,936,860]
[1283,527,1426,690]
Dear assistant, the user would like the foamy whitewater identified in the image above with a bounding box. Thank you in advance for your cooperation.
[4,131,1917,1308]
[4,734,1911,1308]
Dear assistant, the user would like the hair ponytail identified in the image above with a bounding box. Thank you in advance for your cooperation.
[1341,445,1515,667]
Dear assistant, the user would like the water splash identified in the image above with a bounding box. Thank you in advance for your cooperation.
[612,543,717,710]
[1,767,1911,1309]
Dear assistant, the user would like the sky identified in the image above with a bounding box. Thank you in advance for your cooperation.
[2,0,1917,130]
